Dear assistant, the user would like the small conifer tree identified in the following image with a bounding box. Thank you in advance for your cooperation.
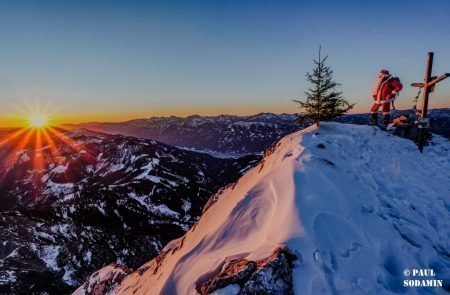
[294,47,355,126]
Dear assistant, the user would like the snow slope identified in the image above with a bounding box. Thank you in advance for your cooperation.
[75,123,450,294]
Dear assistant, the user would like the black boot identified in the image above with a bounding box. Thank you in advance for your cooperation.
[382,114,391,128]
[369,113,378,125]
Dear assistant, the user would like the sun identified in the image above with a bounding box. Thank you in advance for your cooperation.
[27,113,49,128]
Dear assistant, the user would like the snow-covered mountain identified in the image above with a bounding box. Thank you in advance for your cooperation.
[0,128,259,293]
[64,113,301,154]
[75,123,450,294]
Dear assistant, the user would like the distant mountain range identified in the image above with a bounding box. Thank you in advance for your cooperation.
[63,113,302,155]
[64,109,450,155]
[0,128,259,293]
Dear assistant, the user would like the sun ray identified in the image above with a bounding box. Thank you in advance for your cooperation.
[47,127,87,154]
[47,127,96,161]
[41,128,72,181]
[46,127,98,186]
[0,128,34,172]
[42,128,59,156]
[32,128,45,173]
[43,128,81,185]
[1,118,99,190]
[0,128,28,147]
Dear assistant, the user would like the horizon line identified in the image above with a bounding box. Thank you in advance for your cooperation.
[2,107,449,129]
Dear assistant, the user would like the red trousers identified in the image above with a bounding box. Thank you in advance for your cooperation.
[370,102,390,114]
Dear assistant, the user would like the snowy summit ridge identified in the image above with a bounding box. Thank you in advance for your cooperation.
[75,123,450,294]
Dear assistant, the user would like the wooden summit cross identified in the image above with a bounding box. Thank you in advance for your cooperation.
[411,52,450,153]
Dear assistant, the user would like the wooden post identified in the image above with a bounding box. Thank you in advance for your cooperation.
[418,52,434,153]
[412,53,449,153]
[422,52,434,119]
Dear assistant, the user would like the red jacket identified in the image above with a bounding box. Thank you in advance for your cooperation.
[372,76,403,104]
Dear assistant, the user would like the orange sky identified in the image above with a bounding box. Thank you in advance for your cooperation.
[1,99,449,128]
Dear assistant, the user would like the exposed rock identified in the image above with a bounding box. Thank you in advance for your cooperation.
[74,263,131,295]
[241,247,296,295]
[198,247,296,295]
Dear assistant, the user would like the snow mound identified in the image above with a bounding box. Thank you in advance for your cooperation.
[75,123,450,294]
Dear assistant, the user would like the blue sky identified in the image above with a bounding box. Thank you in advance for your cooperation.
[1,0,449,126]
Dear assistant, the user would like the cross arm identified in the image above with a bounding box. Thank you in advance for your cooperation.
[411,73,450,88]
[411,82,424,87]
[426,73,450,88]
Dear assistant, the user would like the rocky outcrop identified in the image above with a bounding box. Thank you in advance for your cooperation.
[198,247,296,295]
[73,264,131,295]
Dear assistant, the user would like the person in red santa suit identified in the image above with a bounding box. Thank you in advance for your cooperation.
[370,69,403,128]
